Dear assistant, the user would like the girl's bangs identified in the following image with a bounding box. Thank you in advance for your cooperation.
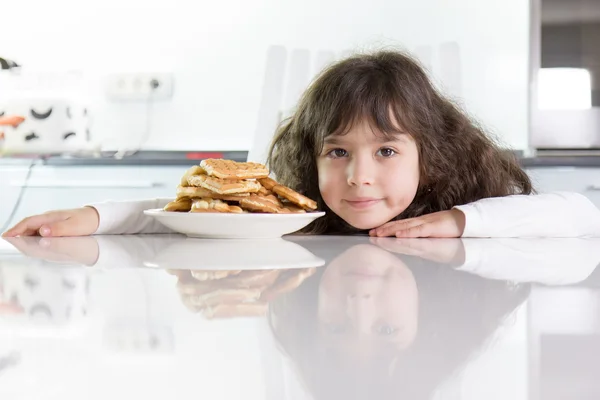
[315,80,408,152]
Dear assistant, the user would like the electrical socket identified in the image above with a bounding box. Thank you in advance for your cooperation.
[105,73,174,101]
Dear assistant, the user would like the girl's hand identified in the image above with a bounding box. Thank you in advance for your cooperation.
[2,207,100,237]
[369,209,466,238]
[369,237,466,265]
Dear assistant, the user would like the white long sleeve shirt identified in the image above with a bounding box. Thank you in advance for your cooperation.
[88,191,600,237]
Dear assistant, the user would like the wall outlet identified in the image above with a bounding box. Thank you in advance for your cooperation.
[105,73,174,101]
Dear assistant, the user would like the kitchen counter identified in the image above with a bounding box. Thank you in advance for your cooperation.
[2,150,600,168]
[520,155,600,168]
[1,234,600,399]
[0,150,248,166]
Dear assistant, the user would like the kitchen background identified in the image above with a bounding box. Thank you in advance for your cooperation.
[1,0,600,228]
[0,0,529,152]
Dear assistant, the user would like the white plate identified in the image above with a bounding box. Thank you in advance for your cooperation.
[143,237,325,270]
[143,209,326,239]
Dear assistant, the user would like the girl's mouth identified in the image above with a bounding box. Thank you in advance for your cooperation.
[344,198,382,209]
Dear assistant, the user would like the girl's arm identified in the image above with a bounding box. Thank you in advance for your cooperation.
[454,192,600,238]
[89,198,176,235]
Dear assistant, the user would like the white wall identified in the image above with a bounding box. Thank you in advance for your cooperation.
[0,0,530,154]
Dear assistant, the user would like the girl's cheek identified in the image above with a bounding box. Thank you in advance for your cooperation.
[317,163,333,187]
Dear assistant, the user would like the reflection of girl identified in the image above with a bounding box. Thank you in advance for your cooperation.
[268,243,530,399]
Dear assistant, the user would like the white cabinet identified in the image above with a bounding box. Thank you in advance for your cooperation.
[526,167,600,208]
[1,164,188,230]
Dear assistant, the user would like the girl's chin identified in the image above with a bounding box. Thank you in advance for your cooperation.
[343,215,392,231]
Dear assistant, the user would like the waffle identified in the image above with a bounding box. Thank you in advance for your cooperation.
[200,159,269,180]
[190,198,244,213]
[163,198,192,212]
[165,159,320,216]
[279,202,307,214]
[240,195,281,214]
[272,185,318,210]
[187,174,262,195]
[180,165,206,187]
[258,177,278,190]
[176,186,249,202]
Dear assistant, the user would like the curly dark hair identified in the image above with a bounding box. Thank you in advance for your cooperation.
[267,50,533,234]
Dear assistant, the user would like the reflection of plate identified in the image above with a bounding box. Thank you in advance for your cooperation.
[143,209,326,239]
[143,237,325,270]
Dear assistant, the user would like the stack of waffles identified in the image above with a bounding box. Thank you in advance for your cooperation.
[164,159,318,214]
[170,267,317,319]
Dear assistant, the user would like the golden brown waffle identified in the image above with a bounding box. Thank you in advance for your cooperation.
[180,166,206,187]
[279,202,307,214]
[257,185,272,196]
[200,159,269,180]
[190,198,244,213]
[176,185,249,201]
[272,185,318,210]
[163,198,193,212]
[258,177,278,190]
[262,194,283,208]
[168,159,320,215]
[187,174,262,195]
[239,195,282,213]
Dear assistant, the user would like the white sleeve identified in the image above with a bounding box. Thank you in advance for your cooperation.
[453,192,600,238]
[88,198,176,235]
[456,238,600,285]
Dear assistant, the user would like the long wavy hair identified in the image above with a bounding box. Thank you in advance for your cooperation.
[268,50,533,234]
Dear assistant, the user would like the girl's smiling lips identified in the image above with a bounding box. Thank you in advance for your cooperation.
[344,198,383,209]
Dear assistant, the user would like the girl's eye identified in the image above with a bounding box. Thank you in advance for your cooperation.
[377,147,396,158]
[327,148,348,158]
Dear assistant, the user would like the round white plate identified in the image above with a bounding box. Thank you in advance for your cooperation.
[143,209,326,239]
[143,237,325,270]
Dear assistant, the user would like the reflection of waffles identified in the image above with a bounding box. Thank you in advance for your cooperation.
[164,159,318,214]
[172,267,316,319]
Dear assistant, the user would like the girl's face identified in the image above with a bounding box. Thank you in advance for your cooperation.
[317,119,420,230]
[318,244,419,352]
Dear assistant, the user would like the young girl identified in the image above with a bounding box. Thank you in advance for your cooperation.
[3,50,600,238]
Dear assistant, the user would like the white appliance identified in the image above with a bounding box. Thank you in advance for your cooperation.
[530,0,600,150]
[0,96,93,154]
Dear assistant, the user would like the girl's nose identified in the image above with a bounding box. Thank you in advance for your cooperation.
[347,157,375,186]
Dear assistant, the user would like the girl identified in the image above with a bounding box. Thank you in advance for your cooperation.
[3,50,600,238]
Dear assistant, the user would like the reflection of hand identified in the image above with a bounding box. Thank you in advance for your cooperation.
[3,236,100,266]
[369,210,466,238]
[172,267,316,319]
[369,237,466,265]
[2,207,100,237]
